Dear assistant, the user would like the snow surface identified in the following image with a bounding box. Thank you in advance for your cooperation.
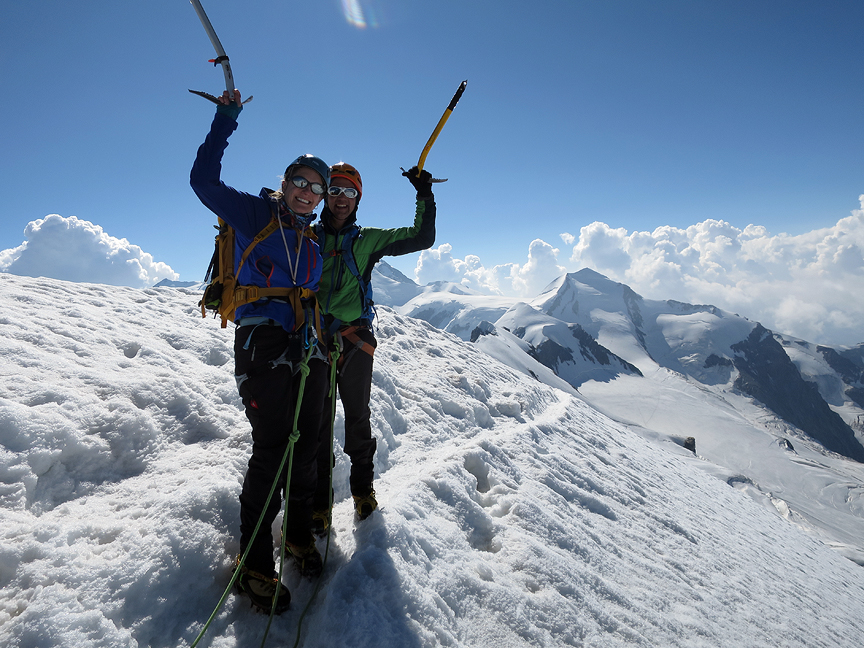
[399,268,864,566]
[2,273,864,647]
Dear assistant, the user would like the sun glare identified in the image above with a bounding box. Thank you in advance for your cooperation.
[341,0,379,29]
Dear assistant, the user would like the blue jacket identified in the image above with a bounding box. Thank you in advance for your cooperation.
[190,113,322,332]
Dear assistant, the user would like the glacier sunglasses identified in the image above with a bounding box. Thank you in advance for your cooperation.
[288,176,326,196]
[327,186,359,199]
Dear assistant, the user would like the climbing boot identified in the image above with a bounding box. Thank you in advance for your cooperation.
[285,538,324,579]
[352,488,378,521]
[233,557,291,614]
[311,509,331,537]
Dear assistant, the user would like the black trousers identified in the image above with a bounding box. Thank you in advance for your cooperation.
[234,324,328,574]
[314,327,377,511]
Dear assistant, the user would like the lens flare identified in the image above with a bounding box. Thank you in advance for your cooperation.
[341,0,367,28]
[341,0,380,29]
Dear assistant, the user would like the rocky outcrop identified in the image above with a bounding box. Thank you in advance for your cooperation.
[732,325,864,462]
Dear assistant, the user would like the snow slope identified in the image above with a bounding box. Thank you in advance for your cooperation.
[401,269,864,566]
[399,290,516,341]
[1,273,864,647]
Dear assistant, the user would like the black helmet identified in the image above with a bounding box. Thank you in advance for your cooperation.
[285,154,330,189]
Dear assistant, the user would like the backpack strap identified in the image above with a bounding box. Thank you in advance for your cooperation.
[218,217,295,326]
[334,226,375,324]
[230,217,301,320]
[211,214,322,339]
[236,218,281,277]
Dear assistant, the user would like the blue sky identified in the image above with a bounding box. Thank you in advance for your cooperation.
[2,1,863,345]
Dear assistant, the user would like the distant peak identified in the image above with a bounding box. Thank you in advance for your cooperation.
[570,268,610,282]
[374,260,417,285]
[153,279,200,289]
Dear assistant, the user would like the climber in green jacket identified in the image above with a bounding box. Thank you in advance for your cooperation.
[311,162,436,527]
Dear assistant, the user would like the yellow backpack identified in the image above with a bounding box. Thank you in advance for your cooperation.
[200,217,320,336]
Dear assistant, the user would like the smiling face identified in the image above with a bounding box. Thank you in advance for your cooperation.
[325,176,358,229]
[282,166,325,215]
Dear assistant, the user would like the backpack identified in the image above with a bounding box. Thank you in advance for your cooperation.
[200,216,320,333]
[315,224,375,325]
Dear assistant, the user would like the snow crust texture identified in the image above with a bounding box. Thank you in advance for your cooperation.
[1,274,864,647]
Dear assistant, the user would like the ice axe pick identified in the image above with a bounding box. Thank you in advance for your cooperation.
[187,0,253,105]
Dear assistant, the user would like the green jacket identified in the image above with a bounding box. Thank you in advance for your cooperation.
[314,197,436,324]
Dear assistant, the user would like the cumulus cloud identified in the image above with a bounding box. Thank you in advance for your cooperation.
[415,240,566,297]
[411,198,864,347]
[564,200,864,346]
[0,215,178,288]
[511,239,568,296]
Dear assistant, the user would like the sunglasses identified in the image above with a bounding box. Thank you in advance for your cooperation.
[327,186,359,199]
[288,176,326,195]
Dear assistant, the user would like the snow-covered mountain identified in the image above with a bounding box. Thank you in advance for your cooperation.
[398,269,864,458]
[3,272,864,647]
[394,267,864,565]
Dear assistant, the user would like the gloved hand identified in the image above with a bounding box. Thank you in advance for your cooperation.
[402,166,433,199]
[216,89,243,121]
[216,101,242,121]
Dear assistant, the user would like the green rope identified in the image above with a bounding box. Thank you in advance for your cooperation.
[190,343,314,648]
[289,341,341,648]
[323,339,341,538]
[259,348,313,646]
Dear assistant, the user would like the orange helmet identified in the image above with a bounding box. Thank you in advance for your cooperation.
[329,162,362,199]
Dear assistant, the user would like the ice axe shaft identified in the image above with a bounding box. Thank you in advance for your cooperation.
[415,80,467,181]
[189,0,236,101]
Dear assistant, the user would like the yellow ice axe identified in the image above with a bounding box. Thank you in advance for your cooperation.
[415,80,467,182]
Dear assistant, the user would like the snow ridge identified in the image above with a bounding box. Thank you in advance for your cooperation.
[1,274,863,647]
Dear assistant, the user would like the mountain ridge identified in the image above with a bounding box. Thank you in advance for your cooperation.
[395,267,864,464]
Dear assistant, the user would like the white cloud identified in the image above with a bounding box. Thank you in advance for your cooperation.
[415,240,566,297]
[510,239,568,296]
[0,215,178,288]
[412,198,864,347]
[414,243,507,294]
[565,200,864,347]
[415,243,473,285]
